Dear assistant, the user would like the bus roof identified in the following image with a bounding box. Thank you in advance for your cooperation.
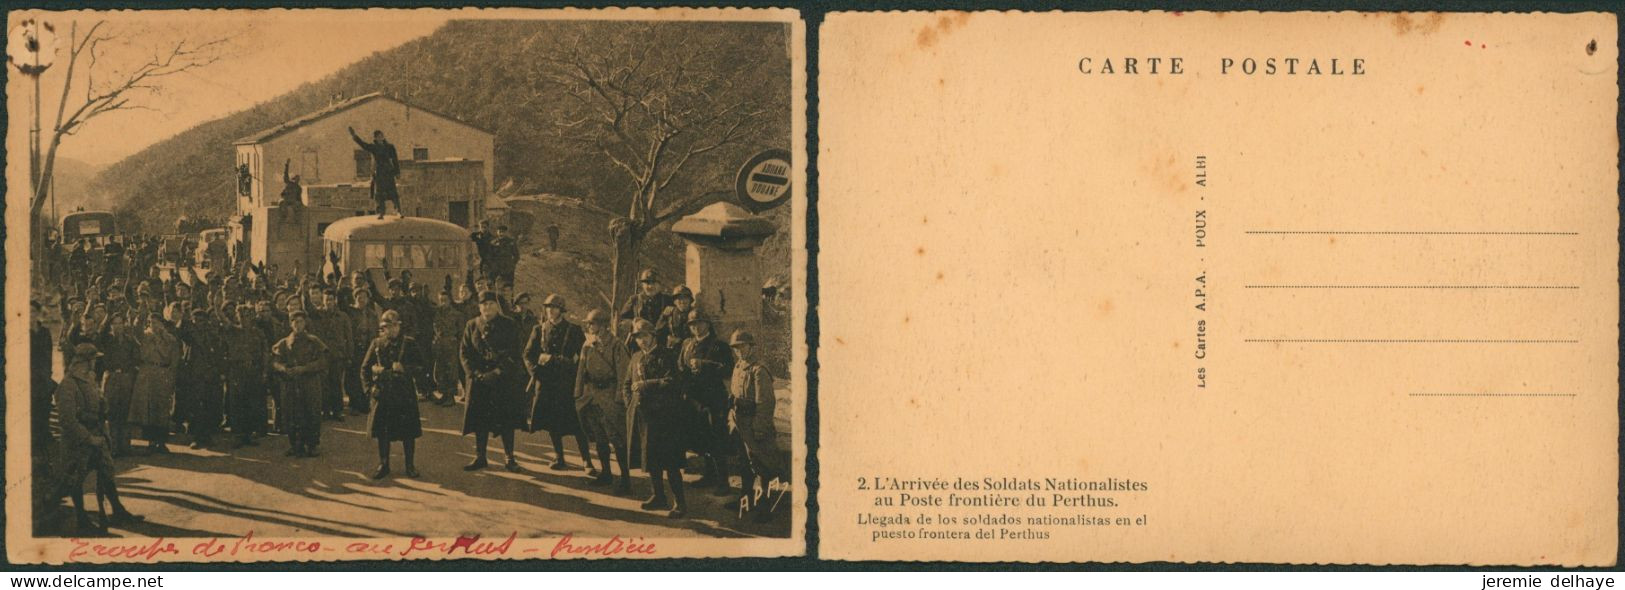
[322,215,470,243]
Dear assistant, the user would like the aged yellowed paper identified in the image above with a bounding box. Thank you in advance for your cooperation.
[818,11,1617,565]
[7,7,806,563]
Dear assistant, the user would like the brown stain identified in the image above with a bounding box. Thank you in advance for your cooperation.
[1328,236,1337,245]
[1097,298,1114,316]
[935,271,944,281]
[1391,12,1445,36]
[1172,340,1181,349]
[835,337,846,345]
[921,216,929,225]
[1416,85,1425,94]
[908,397,921,408]
[915,11,972,49]
[902,315,911,324]
[915,246,926,256]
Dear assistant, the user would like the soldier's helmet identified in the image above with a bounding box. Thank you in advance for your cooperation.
[638,269,657,283]
[632,318,656,336]
[671,285,694,300]
[543,294,565,309]
[71,342,103,363]
[729,330,755,347]
[380,309,402,326]
[687,309,709,324]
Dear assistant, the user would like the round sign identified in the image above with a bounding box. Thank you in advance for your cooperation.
[735,149,792,213]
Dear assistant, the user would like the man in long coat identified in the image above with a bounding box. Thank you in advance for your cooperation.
[310,289,354,421]
[524,294,589,471]
[574,310,632,494]
[362,310,424,479]
[677,310,737,494]
[270,310,329,457]
[431,290,464,406]
[346,287,383,415]
[178,308,227,448]
[128,313,180,454]
[460,291,526,472]
[348,127,401,218]
[222,303,269,448]
[628,319,686,518]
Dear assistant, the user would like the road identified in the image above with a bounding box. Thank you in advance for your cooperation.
[64,399,792,541]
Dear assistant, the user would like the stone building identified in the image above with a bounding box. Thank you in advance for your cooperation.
[228,93,495,274]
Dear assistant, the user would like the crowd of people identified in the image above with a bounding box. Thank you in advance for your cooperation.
[32,229,787,534]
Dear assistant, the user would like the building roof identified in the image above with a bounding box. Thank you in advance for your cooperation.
[234,93,494,145]
[322,215,470,242]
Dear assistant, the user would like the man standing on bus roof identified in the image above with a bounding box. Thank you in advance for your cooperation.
[348,126,401,219]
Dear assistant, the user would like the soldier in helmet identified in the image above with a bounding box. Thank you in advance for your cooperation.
[524,294,590,471]
[574,310,633,493]
[45,343,143,531]
[628,319,686,517]
[728,330,783,521]
[655,286,694,348]
[619,269,670,352]
[677,309,737,495]
[362,310,425,479]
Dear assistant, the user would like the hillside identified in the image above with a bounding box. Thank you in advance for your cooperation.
[90,19,792,236]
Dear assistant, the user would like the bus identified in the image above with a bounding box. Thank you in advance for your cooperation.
[59,210,116,245]
[322,216,472,290]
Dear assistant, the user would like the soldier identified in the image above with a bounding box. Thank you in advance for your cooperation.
[96,313,140,457]
[348,127,401,218]
[362,310,425,479]
[655,286,695,348]
[46,344,143,531]
[31,302,57,459]
[628,319,686,517]
[728,331,782,520]
[460,291,526,472]
[487,226,518,284]
[179,308,227,448]
[524,294,590,471]
[222,303,269,448]
[310,289,354,421]
[575,310,632,494]
[431,290,465,406]
[271,310,329,457]
[128,312,181,454]
[678,310,737,495]
[618,269,670,352]
[347,287,383,415]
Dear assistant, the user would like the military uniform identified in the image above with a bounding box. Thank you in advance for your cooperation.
[309,307,354,417]
[629,343,684,471]
[95,328,140,455]
[271,330,329,454]
[361,333,425,442]
[432,304,465,397]
[222,319,269,443]
[177,314,227,444]
[678,331,736,456]
[525,317,586,435]
[460,313,526,435]
[730,354,782,479]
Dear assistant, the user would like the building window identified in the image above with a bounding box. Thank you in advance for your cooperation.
[363,243,386,268]
[412,147,429,160]
[354,149,373,179]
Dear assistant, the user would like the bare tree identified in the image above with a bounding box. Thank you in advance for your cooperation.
[533,22,785,327]
[29,20,226,258]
